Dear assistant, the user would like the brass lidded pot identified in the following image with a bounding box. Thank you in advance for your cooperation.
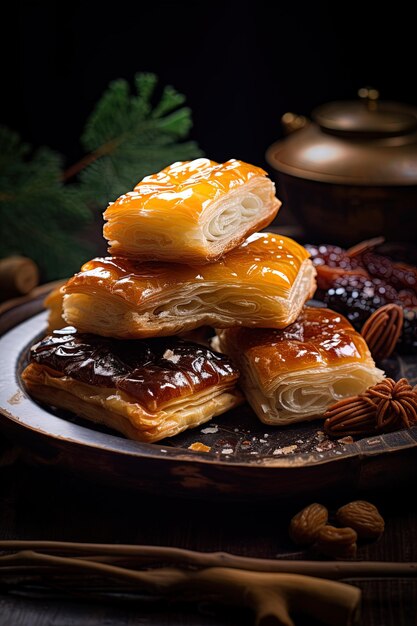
[266,88,417,245]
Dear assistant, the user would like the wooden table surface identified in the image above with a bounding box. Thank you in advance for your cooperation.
[0,438,416,626]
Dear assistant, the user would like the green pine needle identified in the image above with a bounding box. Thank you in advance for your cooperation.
[0,127,92,280]
[79,72,202,206]
[0,73,202,282]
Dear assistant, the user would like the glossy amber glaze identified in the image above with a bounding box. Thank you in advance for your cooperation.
[44,285,65,331]
[64,233,310,302]
[28,328,239,412]
[103,158,268,223]
[222,307,373,384]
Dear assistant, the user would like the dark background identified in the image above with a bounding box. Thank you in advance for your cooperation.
[1,0,416,169]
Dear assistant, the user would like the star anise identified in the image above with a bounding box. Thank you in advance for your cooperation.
[324,378,417,438]
[365,378,417,430]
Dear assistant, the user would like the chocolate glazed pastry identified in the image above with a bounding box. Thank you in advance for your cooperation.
[21,328,242,442]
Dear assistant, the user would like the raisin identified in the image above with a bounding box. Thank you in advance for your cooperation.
[323,276,393,330]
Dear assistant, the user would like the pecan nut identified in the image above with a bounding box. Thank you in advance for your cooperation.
[336,500,385,540]
[324,395,377,437]
[361,303,403,360]
[289,503,328,546]
[314,525,358,559]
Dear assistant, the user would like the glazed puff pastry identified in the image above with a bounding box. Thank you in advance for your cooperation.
[21,328,242,443]
[216,307,384,426]
[44,285,65,332]
[62,233,316,339]
[103,158,281,263]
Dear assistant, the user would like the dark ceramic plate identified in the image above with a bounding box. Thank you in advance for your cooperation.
[1,295,417,501]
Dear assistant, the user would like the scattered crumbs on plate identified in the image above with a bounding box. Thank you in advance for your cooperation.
[201,425,219,434]
[162,349,180,364]
[315,430,325,442]
[338,436,354,445]
[274,443,298,454]
[259,438,267,443]
[366,438,381,446]
[335,450,342,455]
[263,434,269,438]
[273,444,298,455]
[188,442,211,453]
[282,444,298,454]
[252,436,257,441]
[296,439,303,444]
[221,447,234,455]
[250,451,258,455]
[315,440,336,453]
[160,449,167,453]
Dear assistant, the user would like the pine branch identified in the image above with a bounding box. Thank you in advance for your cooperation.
[67,72,202,206]
[0,74,202,281]
[0,128,92,280]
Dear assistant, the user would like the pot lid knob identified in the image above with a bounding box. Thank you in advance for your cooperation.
[358,86,380,111]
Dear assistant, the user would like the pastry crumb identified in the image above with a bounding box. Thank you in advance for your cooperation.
[221,447,233,455]
[273,444,298,455]
[162,349,181,364]
[188,442,211,452]
[366,438,381,446]
[201,425,218,434]
[339,436,354,445]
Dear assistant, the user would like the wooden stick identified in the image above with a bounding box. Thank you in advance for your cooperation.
[0,550,361,626]
[0,540,416,580]
[0,256,39,301]
[0,279,65,317]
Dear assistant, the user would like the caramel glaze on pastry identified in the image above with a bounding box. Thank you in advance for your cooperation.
[22,328,242,443]
[62,233,316,339]
[216,307,384,426]
[44,285,65,332]
[103,158,281,263]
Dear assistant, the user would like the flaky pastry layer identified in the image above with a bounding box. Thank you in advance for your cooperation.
[63,233,316,338]
[22,328,242,442]
[44,285,65,332]
[103,159,281,262]
[23,363,242,442]
[216,307,385,426]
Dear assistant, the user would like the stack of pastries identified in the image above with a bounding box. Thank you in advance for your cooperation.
[22,158,384,443]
